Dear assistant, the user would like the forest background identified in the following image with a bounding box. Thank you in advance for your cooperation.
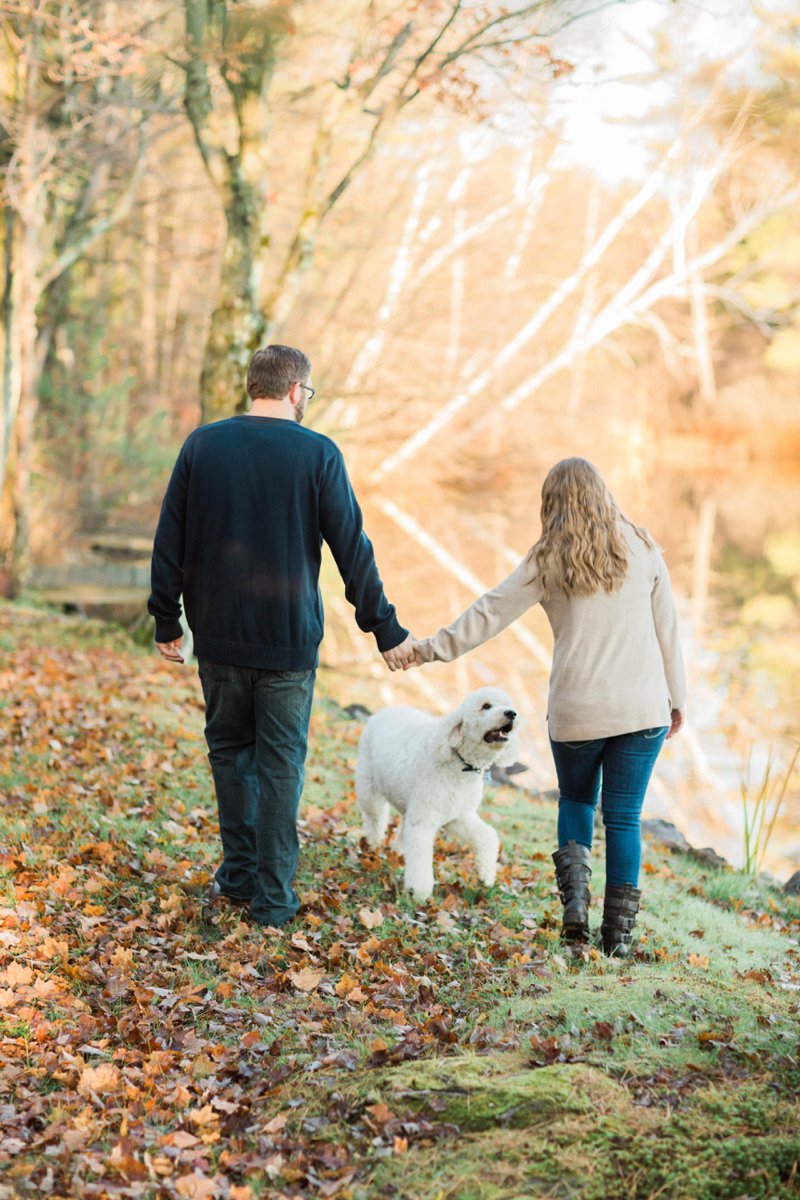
[1,0,799,878]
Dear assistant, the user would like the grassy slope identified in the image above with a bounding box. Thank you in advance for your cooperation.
[0,602,798,1200]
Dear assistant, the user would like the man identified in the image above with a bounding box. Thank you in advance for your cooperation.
[148,344,414,928]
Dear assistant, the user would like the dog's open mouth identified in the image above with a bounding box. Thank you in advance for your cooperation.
[484,721,514,744]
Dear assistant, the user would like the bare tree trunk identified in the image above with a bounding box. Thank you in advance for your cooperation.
[200,171,268,423]
[141,171,159,392]
[183,0,278,423]
[7,224,41,593]
[691,496,716,638]
[1,206,18,527]
[1,25,44,596]
[687,218,717,405]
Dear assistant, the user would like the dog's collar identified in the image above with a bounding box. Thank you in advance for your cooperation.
[453,749,485,774]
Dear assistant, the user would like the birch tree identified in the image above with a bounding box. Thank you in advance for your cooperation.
[368,89,800,479]
[0,0,163,595]
[178,0,604,422]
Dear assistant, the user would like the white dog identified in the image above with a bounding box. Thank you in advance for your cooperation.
[355,687,520,902]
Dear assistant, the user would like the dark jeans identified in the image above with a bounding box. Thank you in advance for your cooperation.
[198,661,316,926]
[549,727,668,888]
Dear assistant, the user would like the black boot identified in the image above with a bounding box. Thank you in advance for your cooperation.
[601,884,641,957]
[552,841,592,942]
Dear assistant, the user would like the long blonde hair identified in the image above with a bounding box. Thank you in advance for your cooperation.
[530,458,652,598]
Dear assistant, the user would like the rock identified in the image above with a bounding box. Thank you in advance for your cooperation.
[489,763,532,786]
[342,703,372,721]
[641,819,691,853]
[487,765,544,795]
[538,788,560,803]
[756,870,783,891]
[784,870,800,896]
[688,846,731,869]
[498,760,530,777]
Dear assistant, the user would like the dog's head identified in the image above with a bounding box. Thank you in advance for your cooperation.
[447,686,520,769]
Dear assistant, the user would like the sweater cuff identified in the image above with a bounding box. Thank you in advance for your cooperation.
[413,637,437,663]
[154,618,184,644]
[374,617,409,653]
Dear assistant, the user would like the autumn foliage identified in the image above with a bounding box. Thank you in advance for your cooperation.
[1,603,799,1199]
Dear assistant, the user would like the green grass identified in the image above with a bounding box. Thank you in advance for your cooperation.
[0,601,798,1200]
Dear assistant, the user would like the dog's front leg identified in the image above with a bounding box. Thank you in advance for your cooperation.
[401,821,437,902]
[447,814,500,888]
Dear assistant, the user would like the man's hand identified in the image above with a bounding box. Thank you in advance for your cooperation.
[381,634,416,672]
[666,708,684,739]
[156,637,185,664]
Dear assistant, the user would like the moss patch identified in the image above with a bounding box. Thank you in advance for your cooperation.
[378,1055,627,1131]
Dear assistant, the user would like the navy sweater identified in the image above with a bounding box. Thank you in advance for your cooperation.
[148,416,408,669]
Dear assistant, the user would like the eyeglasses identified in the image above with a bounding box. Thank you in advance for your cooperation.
[296,382,315,400]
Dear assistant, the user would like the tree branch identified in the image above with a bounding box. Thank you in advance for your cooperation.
[39,128,148,291]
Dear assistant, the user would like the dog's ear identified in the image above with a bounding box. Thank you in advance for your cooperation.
[447,719,464,750]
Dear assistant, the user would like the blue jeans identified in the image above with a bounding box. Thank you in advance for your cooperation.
[549,728,668,888]
[198,661,316,926]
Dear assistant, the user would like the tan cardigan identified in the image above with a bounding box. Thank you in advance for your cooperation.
[415,523,687,742]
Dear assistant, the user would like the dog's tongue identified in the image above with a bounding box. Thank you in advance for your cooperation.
[485,728,509,743]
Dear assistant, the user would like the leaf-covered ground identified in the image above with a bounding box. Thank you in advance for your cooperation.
[0,602,798,1200]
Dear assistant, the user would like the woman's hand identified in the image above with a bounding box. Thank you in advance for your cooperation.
[666,708,684,739]
[407,640,428,669]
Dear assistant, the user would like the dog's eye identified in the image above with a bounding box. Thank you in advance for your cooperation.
[481,703,492,710]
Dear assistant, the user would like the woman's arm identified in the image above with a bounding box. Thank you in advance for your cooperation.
[651,550,687,719]
[414,558,543,663]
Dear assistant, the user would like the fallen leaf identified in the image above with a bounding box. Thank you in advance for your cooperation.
[359,906,384,929]
[366,1102,395,1125]
[3,962,33,988]
[77,1063,122,1096]
[188,1105,219,1128]
[175,1173,218,1199]
[335,972,360,997]
[288,966,325,992]
[167,1131,202,1149]
[264,1112,288,1135]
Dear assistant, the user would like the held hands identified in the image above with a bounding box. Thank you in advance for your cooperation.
[666,708,684,739]
[381,636,427,672]
[156,637,185,664]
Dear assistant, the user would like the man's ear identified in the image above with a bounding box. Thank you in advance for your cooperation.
[447,719,464,750]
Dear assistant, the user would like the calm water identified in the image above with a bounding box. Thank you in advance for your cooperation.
[321,421,800,881]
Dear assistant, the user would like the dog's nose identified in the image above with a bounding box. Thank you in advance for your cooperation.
[505,709,516,721]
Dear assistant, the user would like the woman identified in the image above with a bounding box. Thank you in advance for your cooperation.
[412,458,686,957]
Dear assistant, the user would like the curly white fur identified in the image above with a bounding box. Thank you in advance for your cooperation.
[355,687,520,902]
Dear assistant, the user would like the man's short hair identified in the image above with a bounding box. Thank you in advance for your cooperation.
[247,345,311,400]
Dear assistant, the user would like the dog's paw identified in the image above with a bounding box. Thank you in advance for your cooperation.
[477,864,498,887]
[404,874,434,903]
